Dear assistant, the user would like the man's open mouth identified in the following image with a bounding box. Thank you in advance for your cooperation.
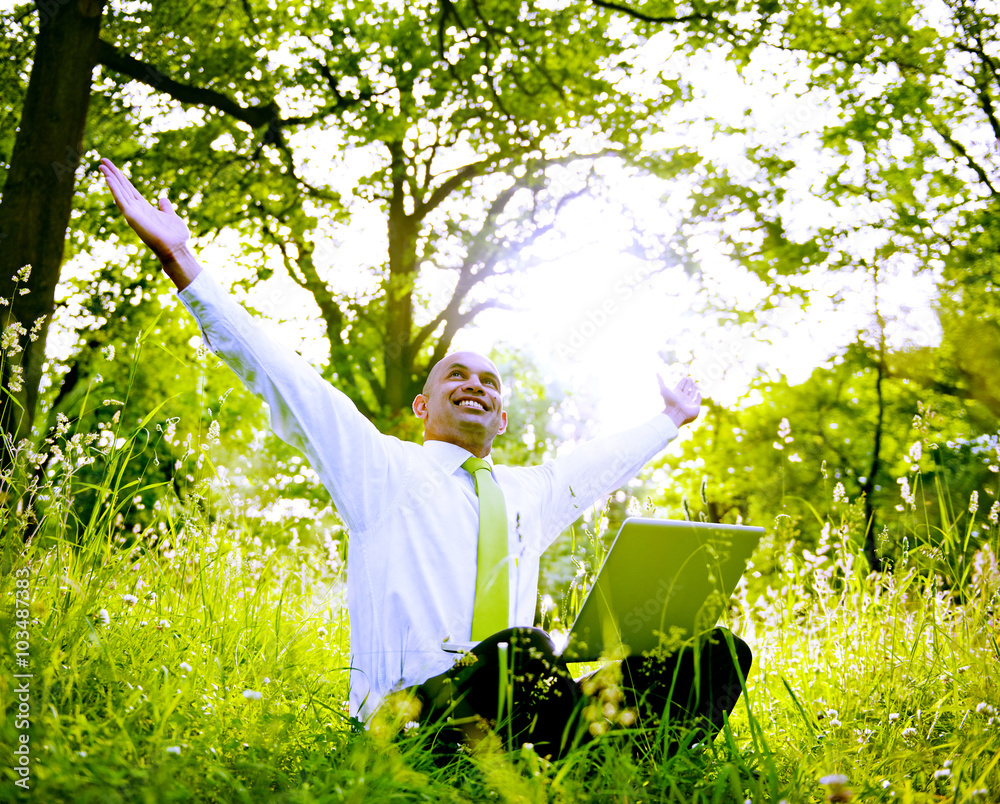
[455,399,488,411]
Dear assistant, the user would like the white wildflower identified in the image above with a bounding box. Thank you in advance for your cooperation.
[179,662,192,673]
[933,768,951,779]
[165,746,181,754]
[833,483,847,504]
[8,364,23,393]
[888,712,899,721]
[28,315,44,342]
[897,477,915,508]
[908,441,922,463]
[103,344,115,361]
[970,490,979,515]
[123,594,138,606]
[989,501,1000,525]
[2,321,26,354]
[157,619,170,629]
[13,264,31,282]
[95,608,110,626]
[819,774,849,785]
[788,453,802,463]
[242,689,262,701]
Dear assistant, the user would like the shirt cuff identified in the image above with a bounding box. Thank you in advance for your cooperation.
[646,411,680,445]
[176,266,225,319]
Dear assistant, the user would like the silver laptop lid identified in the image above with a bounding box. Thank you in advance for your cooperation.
[561,518,763,662]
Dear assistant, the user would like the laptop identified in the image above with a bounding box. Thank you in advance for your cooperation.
[443,517,763,661]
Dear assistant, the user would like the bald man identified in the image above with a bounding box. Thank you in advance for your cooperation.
[102,159,751,758]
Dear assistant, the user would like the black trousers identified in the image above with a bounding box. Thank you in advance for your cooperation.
[403,626,752,759]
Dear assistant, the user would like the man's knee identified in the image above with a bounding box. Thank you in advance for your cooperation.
[707,627,752,677]
[475,626,558,657]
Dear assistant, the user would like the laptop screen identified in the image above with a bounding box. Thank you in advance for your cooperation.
[561,518,763,661]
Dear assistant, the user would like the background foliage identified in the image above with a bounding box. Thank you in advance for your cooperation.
[2,0,1000,798]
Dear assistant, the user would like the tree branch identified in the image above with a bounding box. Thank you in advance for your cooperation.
[97,40,280,128]
[929,118,1000,198]
[414,159,490,221]
[425,299,506,372]
[98,40,358,134]
[591,0,713,25]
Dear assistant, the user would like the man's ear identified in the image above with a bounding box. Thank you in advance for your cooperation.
[412,395,428,421]
[496,410,507,436]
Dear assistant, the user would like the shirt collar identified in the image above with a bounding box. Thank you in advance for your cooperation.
[421,438,495,475]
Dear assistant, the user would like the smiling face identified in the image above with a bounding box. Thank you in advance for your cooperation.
[412,351,507,457]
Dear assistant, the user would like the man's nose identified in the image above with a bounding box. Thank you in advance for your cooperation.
[463,377,485,393]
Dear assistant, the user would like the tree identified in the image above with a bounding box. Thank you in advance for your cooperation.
[615,0,1000,569]
[2,0,709,477]
[0,0,107,469]
[653,339,1000,572]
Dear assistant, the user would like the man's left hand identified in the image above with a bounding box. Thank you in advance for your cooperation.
[658,374,702,428]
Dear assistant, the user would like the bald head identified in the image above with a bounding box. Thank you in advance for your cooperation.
[413,351,507,458]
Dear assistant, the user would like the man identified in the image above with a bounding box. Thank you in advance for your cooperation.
[100,157,751,758]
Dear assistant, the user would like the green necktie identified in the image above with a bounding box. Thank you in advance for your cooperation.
[462,456,509,640]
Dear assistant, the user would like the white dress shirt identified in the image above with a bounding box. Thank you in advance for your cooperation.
[178,270,679,719]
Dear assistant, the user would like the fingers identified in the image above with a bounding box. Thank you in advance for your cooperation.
[677,376,700,399]
[99,157,145,205]
[100,163,128,213]
[100,159,133,208]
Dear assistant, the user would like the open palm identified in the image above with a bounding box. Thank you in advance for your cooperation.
[658,374,702,427]
[100,158,189,262]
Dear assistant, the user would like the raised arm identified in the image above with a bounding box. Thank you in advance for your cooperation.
[525,373,701,541]
[99,157,404,533]
[99,158,201,290]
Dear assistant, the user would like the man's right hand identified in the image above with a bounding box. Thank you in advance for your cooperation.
[100,157,201,290]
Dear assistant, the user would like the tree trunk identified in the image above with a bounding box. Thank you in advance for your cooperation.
[0,0,105,467]
[861,346,885,572]
[382,141,420,416]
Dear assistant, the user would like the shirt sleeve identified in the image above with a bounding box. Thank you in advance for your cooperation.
[527,414,679,546]
[177,269,405,533]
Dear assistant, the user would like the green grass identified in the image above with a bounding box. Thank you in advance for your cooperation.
[2,414,1000,802]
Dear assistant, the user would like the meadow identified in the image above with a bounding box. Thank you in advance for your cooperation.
[2,408,999,803]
